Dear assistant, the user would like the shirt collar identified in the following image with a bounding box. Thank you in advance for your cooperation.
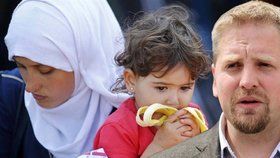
[218,113,236,158]
[270,143,280,158]
[218,113,280,158]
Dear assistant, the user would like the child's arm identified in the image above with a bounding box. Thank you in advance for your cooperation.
[140,109,200,157]
[94,123,138,158]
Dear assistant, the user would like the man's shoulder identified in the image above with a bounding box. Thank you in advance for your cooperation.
[151,124,220,158]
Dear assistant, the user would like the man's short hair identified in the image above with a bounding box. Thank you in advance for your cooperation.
[212,1,280,64]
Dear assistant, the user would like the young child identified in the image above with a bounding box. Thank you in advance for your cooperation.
[94,5,210,158]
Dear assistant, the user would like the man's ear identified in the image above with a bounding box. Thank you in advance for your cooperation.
[123,69,137,93]
[212,64,218,97]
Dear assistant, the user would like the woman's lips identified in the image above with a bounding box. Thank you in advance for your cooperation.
[32,94,46,100]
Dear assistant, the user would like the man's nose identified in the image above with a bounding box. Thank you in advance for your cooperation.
[239,66,258,90]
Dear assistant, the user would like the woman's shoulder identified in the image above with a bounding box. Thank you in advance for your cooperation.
[0,68,24,95]
[0,68,50,158]
[0,68,23,83]
[0,68,24,110]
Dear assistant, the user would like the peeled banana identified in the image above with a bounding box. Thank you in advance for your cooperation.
[136,103,208,132]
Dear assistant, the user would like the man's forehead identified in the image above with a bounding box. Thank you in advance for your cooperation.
[218,52,275,63]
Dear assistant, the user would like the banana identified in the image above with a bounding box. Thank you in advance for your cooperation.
[136,103,208,132]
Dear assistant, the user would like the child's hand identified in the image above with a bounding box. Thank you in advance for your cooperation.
[178,109,200,138]
[141,109,202,158]
[151,109,196,149]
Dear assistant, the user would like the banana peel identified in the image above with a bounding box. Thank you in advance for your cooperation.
[136,103,208,132]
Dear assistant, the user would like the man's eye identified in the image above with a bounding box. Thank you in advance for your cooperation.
[258,62,271,67]
[226,62,241,69]
[227,63,237,68]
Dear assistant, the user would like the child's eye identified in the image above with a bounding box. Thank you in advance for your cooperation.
[180,86,191,92]
[155,86,167,92]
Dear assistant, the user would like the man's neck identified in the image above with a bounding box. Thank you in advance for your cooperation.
[226,120,280,158]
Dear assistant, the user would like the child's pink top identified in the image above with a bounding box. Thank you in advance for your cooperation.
[94,98,203,158]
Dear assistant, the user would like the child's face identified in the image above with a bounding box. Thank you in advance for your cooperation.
[125,64,195,109]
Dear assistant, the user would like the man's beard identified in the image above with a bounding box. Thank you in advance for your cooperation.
[228,88,270,134]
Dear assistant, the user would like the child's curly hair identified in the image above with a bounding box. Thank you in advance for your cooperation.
[113,4,211,93]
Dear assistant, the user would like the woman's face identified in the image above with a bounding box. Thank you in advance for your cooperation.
[14,56,75,109]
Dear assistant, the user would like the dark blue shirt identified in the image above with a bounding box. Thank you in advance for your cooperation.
[0,69,50,158]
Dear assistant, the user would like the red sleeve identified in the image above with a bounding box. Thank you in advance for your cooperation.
[94,123,139,158]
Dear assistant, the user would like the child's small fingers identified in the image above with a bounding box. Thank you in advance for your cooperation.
[177,124,192,131]
[164,120,185,130]
[181,130,194,137]
[182,127,200,137]
[166,110,187,122]
[178,113,193,119]
[179,118,196,127]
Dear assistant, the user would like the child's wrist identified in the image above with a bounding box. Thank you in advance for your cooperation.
[149,141,165,151]
[141,142,165,158]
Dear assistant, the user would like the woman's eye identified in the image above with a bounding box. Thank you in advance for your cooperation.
[39,68,54,74]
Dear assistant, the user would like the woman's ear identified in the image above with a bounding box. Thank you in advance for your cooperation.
[123,69,136,93]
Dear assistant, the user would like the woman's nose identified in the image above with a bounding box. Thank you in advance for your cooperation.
[25,74,41,93]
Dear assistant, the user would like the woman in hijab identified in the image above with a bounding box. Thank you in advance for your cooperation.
[1,0,128,157]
